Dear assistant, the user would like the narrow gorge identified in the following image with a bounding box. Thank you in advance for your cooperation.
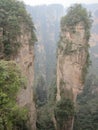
[0,0,98,130]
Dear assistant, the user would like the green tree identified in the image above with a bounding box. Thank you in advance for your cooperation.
[59,4,92,83]
[34,75,47,107]
[61,4,92,35]
[0,60,28,130]
[74,75,98,130]
[54,98,74,129]
[0,0,37,59]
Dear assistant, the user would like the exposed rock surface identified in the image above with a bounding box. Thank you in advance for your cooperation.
[0,0,37,129]
[56,26,88,130]
[15,24,36,130]
[57,22,88,102]
[0,24,36,130]
[56,4,92,130]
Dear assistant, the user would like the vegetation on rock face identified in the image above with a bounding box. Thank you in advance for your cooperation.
[34,75,47,107]
[0,60,28,130]
[54,98,74,130]
[82,49,91,83]
[59,4,92,49]
[56,4,93,130]
[35,77,57,130]
[74,74,98,130]
[36,105,55,130]
[58,4,92,83]
[0,0,37,129]
[0,0,37,59]
[61,4,92,39]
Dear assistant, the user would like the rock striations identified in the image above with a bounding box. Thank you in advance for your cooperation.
[15,24,36,130]
[56,4,92,130]
[0,0,37,129]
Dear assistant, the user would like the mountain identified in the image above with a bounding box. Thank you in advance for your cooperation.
[56,4,92,130]
[26,3,98,87]
[26,3,98,130]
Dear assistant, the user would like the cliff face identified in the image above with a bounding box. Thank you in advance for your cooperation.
[57,23,88,102]
[26,4,98,92]
[56,23,87,130]
[56,4,92,130]
[0,0,37,129]
[0,24,36,130]
[15,24,36,130]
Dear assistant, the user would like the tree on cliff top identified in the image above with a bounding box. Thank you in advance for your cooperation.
[61,4,92,40]
[59,4,92,83]
[61,4,92,28]
[0,0,37,59]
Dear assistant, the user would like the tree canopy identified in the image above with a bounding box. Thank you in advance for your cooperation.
[0,0,37,59]
[54,98,74,129]
[0,60,28,130]
[74,75,98,130]
[61,4,92,29]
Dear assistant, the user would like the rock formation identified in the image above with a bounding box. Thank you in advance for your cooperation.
[15,24,36,130]
[57,22,88,101]
[56,4,92,130]
[0,0,37,129]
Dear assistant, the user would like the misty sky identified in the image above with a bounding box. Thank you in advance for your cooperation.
[20,0,98,6]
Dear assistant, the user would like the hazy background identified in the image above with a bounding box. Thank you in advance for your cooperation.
[20,0,98,6]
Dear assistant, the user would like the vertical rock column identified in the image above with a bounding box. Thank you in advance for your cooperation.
[56,4,92,130]
[57,22,88,101]
[15,25,36,130]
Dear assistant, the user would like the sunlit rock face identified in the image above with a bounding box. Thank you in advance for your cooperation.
[15,24,36,130]
[57,22,88,102]
[0,24,36,129]
[56,8,91,128]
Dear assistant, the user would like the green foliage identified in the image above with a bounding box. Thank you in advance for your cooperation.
[59,4,92,55]
[82,47,91,83]
[36,77,57,130]
[61,4,92,42]
[54,98,74,129]
[64,41,72,54]
[61,4,92,36]
[34,75,47,107]
[0,0,37,59]
[0,60,25,99]
[48,78,57,104]
[74,74,98,130]
[0,60,28,130]
[59,4,92,83]
[11,106,29,130]
[36,105,55,130]
[60,87,73,100]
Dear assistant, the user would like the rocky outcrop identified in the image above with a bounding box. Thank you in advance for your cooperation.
[56,4,92,130]
[15,24,36,130]
[0,0,37,129]
[57,22,88,101]
[56,23,88,130]
[0,24,36,130]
